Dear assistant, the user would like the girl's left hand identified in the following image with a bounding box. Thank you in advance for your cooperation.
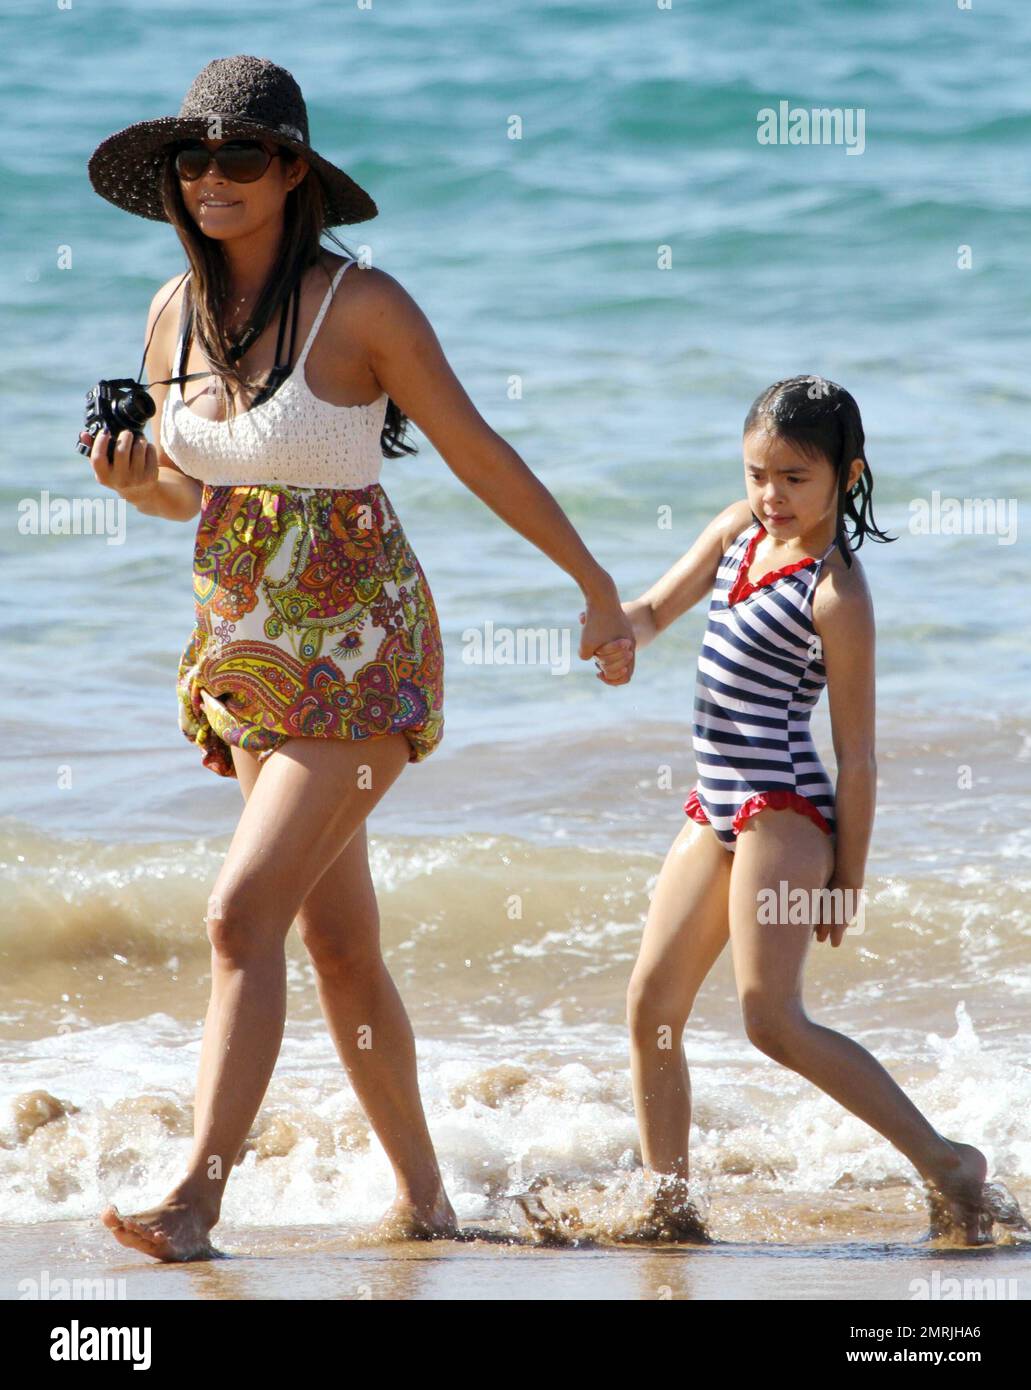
[578,597,636,685]
[813,875,865,947]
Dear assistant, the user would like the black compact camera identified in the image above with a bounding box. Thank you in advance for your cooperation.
[76,265,295,465]
[77,379,156,464]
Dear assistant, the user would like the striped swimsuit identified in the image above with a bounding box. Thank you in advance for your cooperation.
[684,519,839,852]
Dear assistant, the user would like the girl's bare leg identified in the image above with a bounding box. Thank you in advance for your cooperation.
[101,731,415,1261]
[627,819,732,1182]
[729,806,989,1237]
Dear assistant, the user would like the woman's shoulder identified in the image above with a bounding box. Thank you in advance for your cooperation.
[317,255,437,364]
[314,249,351,281]
[153,269,188,299]
[142,273,191,388]
[147,271,189,331]
[315,252,403,321]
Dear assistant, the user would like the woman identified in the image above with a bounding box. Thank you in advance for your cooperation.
[83,54,635,1261]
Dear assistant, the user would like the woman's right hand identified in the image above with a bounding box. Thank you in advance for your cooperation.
[81,428,160,500]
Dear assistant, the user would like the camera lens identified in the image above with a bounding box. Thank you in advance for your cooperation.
[112,386,156,430]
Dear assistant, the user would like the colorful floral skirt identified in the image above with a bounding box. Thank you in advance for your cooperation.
[176,482,445,779]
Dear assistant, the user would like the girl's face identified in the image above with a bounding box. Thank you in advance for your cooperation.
[742,426,839,538]
[176,136,308,238]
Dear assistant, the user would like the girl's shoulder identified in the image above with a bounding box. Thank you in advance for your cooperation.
[715,498,759,554]
[822,537,869,585]
[813,541,873,632]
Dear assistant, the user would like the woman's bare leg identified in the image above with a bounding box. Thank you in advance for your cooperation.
[196,745,453,1235]
[729,805,988,1237]
[627,819,732,1182]
[276,803,455,1235]
[101,732,413,1261]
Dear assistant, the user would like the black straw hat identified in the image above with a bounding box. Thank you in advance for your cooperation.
[87,54,377,227]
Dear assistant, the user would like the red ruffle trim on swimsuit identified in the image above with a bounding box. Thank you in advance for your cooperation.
[733,790,833,837]
[727,525,816,607]
[684,787,832,837]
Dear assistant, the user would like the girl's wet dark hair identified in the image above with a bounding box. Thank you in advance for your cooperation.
[743,375,895,566]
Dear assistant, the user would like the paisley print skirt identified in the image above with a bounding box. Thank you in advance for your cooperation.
[176,483,445,779]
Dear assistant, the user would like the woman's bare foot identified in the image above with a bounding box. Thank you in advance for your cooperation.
[373,1185,459,1240]
[101,1197,221,1262]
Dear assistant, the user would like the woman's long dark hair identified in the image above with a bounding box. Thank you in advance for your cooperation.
[158,145,416,459]
[743,375,895,567]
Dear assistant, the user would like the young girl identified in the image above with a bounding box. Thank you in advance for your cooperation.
[595,375,1028,1246]
[82,55,633,1261]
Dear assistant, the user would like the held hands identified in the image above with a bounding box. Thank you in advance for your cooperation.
[80,428,159,499]
[578,594,636,685]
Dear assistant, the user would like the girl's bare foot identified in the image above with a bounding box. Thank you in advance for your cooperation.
[101,1197,221,1262]
[637,1173,713,1244]
[919,1139,1030,1245]
[374,1186,459,1240]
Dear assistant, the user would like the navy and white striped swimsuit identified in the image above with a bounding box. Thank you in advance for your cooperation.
[684,519,839,852]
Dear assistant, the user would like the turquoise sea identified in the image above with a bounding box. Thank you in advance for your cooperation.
[1,1,1028,1298]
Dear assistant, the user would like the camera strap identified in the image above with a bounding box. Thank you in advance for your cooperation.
[140,266,303,397]
[242,275,301,409]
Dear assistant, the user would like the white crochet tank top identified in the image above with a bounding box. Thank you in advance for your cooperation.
[160,258,388,488]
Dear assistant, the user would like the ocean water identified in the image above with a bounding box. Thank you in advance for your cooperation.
[1,1,1029,1272]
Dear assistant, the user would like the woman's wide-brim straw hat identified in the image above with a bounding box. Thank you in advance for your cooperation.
[87,54,377,227]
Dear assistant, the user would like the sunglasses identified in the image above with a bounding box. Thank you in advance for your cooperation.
[173,139,289,183]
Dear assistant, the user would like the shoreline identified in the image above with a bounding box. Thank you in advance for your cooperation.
[6,1203,1029,1301]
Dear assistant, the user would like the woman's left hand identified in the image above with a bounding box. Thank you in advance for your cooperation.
[578,594,636,685]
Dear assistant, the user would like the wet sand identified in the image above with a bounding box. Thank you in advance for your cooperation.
[6,1213,1029,1302]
